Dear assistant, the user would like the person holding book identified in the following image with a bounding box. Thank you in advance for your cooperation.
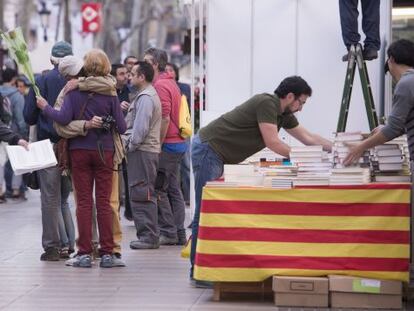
[344,39,414,166]
[0,121,28,149]
[23,41,73,262]
[189,76,333,287]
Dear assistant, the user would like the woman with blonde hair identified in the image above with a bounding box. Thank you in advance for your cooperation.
[36,49,126,268]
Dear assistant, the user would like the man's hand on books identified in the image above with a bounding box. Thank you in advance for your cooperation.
[17,139,29,150]
[343,143,364,166]
[36,96,48,110]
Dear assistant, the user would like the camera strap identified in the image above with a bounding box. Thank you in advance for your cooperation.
[96,129,124,172]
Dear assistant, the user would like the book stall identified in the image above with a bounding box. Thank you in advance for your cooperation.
[194,132,411,309]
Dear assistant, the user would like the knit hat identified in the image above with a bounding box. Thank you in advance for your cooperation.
[58,56,84,77]
[51,41,73,58]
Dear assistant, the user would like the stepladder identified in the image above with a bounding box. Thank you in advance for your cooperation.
[337,43,379,132]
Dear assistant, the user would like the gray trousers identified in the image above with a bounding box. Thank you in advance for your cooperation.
[38,166,70,250]
[127,150,159,243]
[156,151,185,238]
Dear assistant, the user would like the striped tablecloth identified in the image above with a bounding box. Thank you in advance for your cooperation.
[194,184,411,282]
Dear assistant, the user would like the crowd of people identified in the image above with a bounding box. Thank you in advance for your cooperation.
[1,17,414,287]
[0,41,192,269]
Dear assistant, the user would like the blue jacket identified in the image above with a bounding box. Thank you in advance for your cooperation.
[0,85,28,138]
[24,66,66,143]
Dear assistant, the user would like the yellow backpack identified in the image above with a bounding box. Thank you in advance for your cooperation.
[176,95,192,139]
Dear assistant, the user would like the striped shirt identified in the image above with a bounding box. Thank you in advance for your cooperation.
[381,69,414,159]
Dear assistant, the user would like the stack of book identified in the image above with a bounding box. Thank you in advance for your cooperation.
[371,137,410,182]
[261,165,298,189]
[329,167,371,185]
[294,162,332,186]
[289,146,331,186]
[332,132,370,169]
[290,145,324,164]
[223,164,264,186]
[242,147,286,164]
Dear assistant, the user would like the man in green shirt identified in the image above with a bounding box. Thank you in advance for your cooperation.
[190,76,332,287]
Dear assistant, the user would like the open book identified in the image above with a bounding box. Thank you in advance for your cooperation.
[6,139,57,175]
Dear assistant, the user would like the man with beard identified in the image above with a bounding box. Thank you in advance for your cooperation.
[189,75,333,286]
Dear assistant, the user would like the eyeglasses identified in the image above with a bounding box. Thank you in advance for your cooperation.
[295,98,306,106]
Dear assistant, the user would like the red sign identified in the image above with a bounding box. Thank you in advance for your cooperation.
[81,3,102,33]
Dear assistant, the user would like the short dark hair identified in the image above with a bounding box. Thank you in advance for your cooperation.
[123,55,138,65]
[16,76,31,86]
[166,62,179,81]
[274,76,312,98]
[136,61,154,83]
[144,47,168,72]
[2,68,17,83]
[111,63,125,76]
[387,39,414,68]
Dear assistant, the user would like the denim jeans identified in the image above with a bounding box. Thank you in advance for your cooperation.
[190,134,223,278]
[57,175,75,250]
[339,0,380,50]
[180,143,191,203]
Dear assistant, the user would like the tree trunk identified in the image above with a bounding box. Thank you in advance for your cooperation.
[128,0,144,58]
[18,0,34,43]
[64,0,72,43]
[94,0,122,62]
[0,0,4,31]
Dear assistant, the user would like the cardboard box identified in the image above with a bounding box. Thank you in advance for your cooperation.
[329,275,402,309]
[272,276,329,307]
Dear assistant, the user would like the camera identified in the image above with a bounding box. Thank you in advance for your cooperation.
[101,115,115,132]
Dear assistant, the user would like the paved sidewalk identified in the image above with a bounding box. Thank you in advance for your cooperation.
[0,190,412,310]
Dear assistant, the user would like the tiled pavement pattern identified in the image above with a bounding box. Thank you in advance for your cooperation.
[0,190,413,310]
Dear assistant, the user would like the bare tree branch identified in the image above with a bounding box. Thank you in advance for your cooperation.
[119,15,153,46]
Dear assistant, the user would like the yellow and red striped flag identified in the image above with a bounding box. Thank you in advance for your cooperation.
[194,184,411,282]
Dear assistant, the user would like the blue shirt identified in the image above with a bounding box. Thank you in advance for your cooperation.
[162,141,188,153]
[23,66,66,143]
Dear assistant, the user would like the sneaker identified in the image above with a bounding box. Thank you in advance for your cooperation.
[65,254,92,268]
[363,48,378,61]
[189,278,213,289]
[159,235,178,245]
[130,240,159,249]
[40,247,60,261]
[100,254,114,268]
[111,254,126,267]
[60,247,70,259]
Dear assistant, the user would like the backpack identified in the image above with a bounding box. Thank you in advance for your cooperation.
[175,94,192,139]
[0,93,12,126]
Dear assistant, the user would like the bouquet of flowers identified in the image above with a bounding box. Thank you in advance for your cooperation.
[1,27,40,96]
